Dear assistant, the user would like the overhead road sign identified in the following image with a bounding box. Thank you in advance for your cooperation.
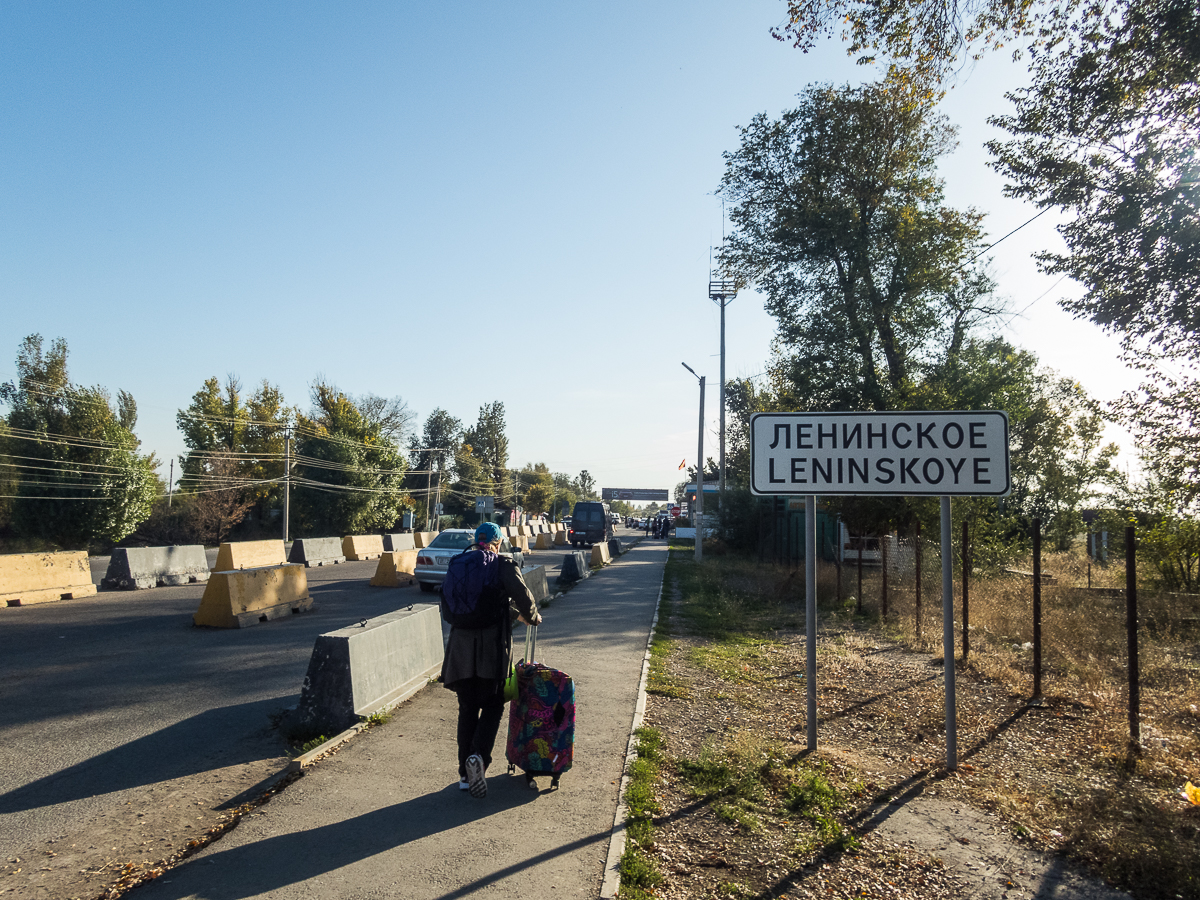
[750,411,1010,497]
[601,488,669,501]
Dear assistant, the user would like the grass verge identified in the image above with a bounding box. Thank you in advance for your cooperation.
[618,727,666,899]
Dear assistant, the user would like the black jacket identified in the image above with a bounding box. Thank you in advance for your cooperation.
[441,554,538,687]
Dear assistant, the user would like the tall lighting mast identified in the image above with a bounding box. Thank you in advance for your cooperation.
[708,278,737,508]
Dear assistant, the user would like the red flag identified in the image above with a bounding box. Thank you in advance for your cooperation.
[678,459,686,470]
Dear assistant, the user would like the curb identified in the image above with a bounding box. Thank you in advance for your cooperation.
[599,549,665,899]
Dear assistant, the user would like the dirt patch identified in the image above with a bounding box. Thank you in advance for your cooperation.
[637,625,1148,899]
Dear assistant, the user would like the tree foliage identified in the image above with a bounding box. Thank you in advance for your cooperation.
[408,408,463,526]
[0,335,157,548]
[291,381,409,536]
[175,375,295,528]
[719,80,1001,411]
[463,401,509,493]
[988,0,1200,503]
[726,337,1119,549]
[774,0,1056,83]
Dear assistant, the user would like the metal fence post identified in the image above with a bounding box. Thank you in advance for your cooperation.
[915,520,922,640]
[941,496,957,770]
[961,519,970,661]
[1126,525,1141,746]
[1033,518,1042,700]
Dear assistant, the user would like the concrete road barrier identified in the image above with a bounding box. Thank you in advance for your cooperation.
[102,545,210,590]
[590,543,611,567]
[553,530,568,546]
[192,564,311,628]
[511,534,529,553]
[342,534,384,561]
[607,538,623,558]
[283,604,444,737]
[213,540,286,572]
[414,532,438,549]
[557,551,590,585]
[370,550,419,587]
[534,532,555,550]
[521,564,550,605]
[0,551,97,607]
[383,533,416,552]
[287,537,345,567]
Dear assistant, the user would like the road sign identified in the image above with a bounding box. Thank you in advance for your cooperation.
[670,505,681,517]
[474,495,494,514]
[601,488,669,501]
[750,411,1010,497]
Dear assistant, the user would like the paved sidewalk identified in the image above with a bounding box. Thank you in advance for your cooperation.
[134,540,668,900]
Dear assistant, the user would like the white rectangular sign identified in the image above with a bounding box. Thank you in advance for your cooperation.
[750,411,1010,496]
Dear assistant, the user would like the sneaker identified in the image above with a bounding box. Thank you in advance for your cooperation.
[458,779,470,791]
[465,754,487,798]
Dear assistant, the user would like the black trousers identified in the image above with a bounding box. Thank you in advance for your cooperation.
[452,677,506,778]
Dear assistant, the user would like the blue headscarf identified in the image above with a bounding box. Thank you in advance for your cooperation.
[475,522,503,545]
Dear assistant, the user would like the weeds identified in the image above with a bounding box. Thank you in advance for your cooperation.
[673,729,860,852]
[618,727,665,899]
[295,734,328,755]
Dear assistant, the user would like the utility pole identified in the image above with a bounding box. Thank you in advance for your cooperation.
[168,459,174,508]
[709,278,737,509]
[682,362,705,562]
[282,430,291,542]
[424,455,434,533]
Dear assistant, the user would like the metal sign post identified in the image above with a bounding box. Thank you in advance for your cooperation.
[805,495,818,751]
[475,495,494,526]
[751,410,1010,772]
[941,495,957,769]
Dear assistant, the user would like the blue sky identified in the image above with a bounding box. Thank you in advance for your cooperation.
[0,1,1134,495]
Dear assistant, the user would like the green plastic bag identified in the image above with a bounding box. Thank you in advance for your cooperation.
[503,664,519,702]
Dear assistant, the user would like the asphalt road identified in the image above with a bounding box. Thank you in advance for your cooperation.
[0,533,580,880]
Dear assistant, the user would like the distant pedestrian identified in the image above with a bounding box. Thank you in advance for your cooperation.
[440,522,542,798]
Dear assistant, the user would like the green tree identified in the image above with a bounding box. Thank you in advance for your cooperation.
[773,0,1058,84]
[575,469,596,499]
[408,408,463,527]
[291,380,409,536]
[987,0,1200,504]
[0,335,157,548]
[447,443,490,522]
[718,80,1000,411]
[175,376,295,528]
[550,472,577,522]
[524,482,554,515]
[463,401,509,494]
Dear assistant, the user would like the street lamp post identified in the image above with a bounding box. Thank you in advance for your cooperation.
[682,362,705,562]
[709,280,737,511]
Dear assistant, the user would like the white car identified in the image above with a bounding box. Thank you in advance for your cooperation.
[414,529,523,593]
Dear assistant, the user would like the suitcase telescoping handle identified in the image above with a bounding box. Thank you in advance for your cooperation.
[524,623,537,664]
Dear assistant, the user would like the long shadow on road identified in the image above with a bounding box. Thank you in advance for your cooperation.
[0,696,291,814]
[136,781,555,900]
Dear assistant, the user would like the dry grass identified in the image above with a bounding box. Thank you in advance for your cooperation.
[646,543,1200,899]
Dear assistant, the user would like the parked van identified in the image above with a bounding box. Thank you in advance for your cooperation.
[569,501,613,547]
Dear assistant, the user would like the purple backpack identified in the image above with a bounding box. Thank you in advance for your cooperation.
[440,549,506,628]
